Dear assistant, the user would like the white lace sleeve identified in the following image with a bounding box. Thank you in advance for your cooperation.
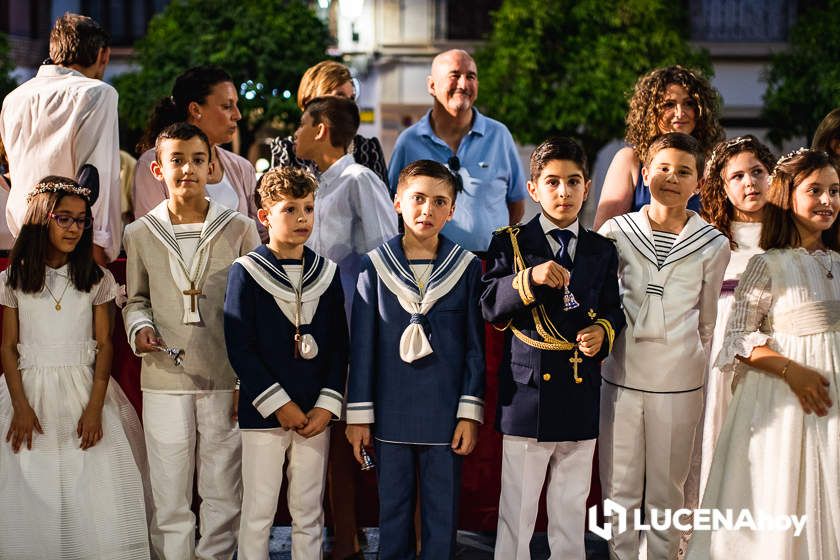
[0,271,17,308]
[92,268,118,305]
[714,254,773,375]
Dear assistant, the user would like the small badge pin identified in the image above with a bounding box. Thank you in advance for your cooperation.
[587,308,597,320]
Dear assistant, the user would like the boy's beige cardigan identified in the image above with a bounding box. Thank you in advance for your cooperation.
[122,200,260,392]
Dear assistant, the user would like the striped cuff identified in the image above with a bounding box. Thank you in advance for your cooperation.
[513,269,536,306]
[314,388,344,420]
[125,311,156,356]
[346,401,375,425]
[456,395,485,423]
[253,383,292,418]
[594,318,616,353]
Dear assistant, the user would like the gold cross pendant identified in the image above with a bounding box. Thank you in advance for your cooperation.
[569,349,583,384]
[182,281,203,313]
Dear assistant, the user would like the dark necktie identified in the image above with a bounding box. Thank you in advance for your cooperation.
[550,229,575,270]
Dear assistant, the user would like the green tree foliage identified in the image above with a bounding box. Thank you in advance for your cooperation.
[0,33,18,104]
[474,0,712,163]
[113,0,330,154]
[763,1,840,146]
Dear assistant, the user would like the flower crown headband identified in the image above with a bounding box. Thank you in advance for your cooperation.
[25,182,92,205]
[704,135,754,177]
[768,147,814,183]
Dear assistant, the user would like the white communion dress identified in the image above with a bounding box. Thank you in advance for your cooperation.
[698,221,763,498]
[687,249,840,560]
[0,265,151,560]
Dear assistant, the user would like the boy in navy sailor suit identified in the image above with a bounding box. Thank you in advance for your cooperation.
[224,167,349,560]
[481,138,625,560]
[345,160,485,560]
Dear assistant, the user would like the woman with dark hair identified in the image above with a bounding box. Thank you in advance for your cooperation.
[132,65,263,237]
[269,60,388,185]
[812,107,840,158]
[594,65,724,228]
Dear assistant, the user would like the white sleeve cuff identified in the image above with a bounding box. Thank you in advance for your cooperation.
[125,311,156,356]
[345,401,375,425]
[457,395,485,424]
[253,383,292,418]
[314,388,344,420]
[92,227,113,251]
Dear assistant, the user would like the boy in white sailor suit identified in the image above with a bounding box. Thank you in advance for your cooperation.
[345,160,485,560]
[597,132,730,560]
[224,167,349,560]
[123,123,260,559]
[481,138,625,560]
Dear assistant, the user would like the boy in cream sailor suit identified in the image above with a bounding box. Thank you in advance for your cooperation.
[123,123,260,559]
[345,160,485,560]
[481,137,625,560]
[598,133,730,560]
[224,167,349,560]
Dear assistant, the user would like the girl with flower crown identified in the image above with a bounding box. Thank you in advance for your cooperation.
[687,149,840,559]
[0,176,151,559]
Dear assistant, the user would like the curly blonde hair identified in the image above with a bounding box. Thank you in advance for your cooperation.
[255,166,318,210]
[700,135,776,248]
[625,66,724,161]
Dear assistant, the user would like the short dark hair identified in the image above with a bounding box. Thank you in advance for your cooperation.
[154,122,212,163]
[530,137,588,182]
[396,159,459,200]
[49,13,110,68]
[303,96,360,151]
[645,132,704,175]
[761,149,840,251]
[255,167,319,210]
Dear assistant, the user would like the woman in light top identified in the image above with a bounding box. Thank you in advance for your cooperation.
[269,60,388,184]
[132,65,263,238]
[594,65,724,229]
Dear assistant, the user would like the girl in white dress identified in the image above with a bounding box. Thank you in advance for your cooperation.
[0,177,151,559]
[687,149,840,559]
[693,136,776,498]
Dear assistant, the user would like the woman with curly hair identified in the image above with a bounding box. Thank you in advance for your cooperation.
[690,135,775,510]
[594,65,724,228]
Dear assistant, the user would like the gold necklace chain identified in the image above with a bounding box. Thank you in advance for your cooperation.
[44,275,71,311]
[410,260,434,295]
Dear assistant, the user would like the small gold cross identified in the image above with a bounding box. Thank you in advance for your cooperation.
[183,281,202,313]
[569,349,583,384]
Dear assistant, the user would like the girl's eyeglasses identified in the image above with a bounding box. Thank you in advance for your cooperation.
[50,213,93,230]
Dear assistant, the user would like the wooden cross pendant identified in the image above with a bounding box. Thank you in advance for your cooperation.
[183,281,203,313]
[569,349,583,384]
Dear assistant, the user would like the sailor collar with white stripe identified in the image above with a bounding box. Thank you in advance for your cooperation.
[614,206,725,270]
[371,234,474,299]
[140,198,238,270]
[238,244,333,300]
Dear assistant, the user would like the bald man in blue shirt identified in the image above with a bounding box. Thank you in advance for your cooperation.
[388,49,528,255]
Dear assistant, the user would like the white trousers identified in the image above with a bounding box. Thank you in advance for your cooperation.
[238,427,330,560]
[599,383,703,560]
[495,435,596,560]
[142,391,242,560]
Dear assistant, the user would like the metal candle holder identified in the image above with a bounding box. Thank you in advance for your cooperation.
[154,345,185,366]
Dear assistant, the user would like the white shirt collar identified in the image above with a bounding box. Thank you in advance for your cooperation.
[539,214,579,238]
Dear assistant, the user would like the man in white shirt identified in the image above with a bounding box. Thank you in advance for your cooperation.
[1,13,120,264]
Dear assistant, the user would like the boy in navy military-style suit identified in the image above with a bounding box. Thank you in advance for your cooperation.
[481,137,625,560]
[223,167,349,560]
[346,159,485,560]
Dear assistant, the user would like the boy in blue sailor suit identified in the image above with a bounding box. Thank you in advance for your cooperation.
[345,160,485,560]
[481,137,625,560]
[223,167,349,560]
